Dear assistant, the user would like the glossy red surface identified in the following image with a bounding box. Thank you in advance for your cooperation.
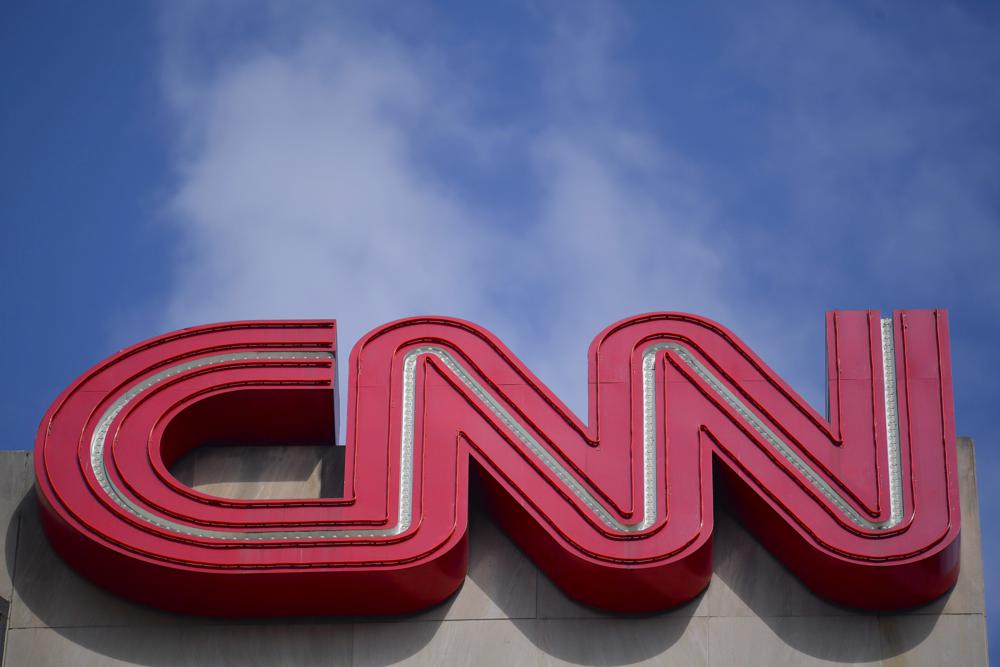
[34,311,960,615]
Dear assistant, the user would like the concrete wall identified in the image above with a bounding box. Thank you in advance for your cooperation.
[0,439,987,666]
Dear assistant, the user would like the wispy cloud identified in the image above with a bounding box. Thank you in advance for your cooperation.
[719,1,1000,294]
[157,1,998,421]
[158,2,741,416]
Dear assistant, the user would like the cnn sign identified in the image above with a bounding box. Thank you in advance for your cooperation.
[34,311,960,615]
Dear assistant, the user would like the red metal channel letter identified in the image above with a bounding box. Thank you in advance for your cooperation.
[34,311,960,615]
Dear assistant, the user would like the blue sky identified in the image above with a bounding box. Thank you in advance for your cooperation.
[3,0,998,653]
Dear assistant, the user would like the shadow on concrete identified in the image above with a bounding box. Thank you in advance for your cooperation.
[170,443,345,500]
[6,489,361,666]
[709,503,939,663]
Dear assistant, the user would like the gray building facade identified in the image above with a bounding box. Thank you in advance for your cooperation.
[0,438,987,665]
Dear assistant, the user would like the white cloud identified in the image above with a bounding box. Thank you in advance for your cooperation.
[157,3,764,420]
[163,25,503,344]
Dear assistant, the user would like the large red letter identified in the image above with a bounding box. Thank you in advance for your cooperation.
[35,311,960,615]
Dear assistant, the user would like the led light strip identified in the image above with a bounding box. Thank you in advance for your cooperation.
[88,322,902,541]
[649,322,902,530]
